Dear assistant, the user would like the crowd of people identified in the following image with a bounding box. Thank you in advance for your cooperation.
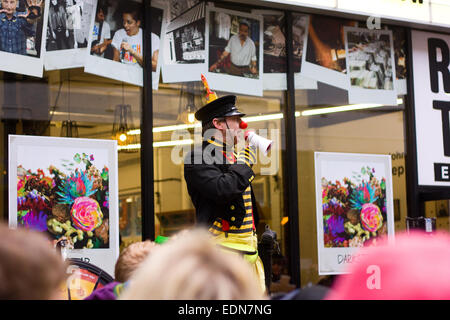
[3,218,450,300]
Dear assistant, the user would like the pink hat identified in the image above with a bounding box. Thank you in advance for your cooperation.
[326,231,450,300]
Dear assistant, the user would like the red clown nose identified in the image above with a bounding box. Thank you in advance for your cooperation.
[239,120,248,129]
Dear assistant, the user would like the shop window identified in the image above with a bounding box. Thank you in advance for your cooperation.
[295,15,408,287]
[153,82,290,291]
[0,69,143,253]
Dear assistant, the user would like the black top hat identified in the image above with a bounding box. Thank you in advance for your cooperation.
[195,95,245,123]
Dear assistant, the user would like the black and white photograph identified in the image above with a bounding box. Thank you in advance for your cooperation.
[44,0,96,70]
[254,10,316,91]
[0,0,49,77]
[392,26,407,95]
[206,5,263,96]
[345,26,397,105]
[301,15,357,90]
[161,0,206,83]
[85,0,146,86]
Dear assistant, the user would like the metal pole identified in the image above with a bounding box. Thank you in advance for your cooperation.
[404,29,423,219]
[141,0,155,240]
[284,11,301,288]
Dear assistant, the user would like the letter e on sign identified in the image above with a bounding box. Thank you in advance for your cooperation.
[366,265,381,290]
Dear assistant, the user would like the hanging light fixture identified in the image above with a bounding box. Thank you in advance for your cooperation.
[112,83,138,151]
[177,82,200,124]
[112,103,138,148]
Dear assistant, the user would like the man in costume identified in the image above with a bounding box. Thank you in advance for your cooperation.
[184,93,266,293]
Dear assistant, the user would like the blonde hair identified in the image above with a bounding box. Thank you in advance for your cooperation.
[115,240,156,282]
[120,229,266,300]
[0,224,67,300]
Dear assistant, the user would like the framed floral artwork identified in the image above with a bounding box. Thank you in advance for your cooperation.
[315,152,395,275]
[9,135,119,276]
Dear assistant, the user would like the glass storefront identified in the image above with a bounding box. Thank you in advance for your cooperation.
[0,69,143,251]
[153,83,292,291]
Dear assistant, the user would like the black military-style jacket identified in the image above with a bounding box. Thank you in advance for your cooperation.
[184,139,259,229]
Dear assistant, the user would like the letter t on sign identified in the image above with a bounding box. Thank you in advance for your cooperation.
[433,100,450,157]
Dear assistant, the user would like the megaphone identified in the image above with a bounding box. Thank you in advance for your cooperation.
[245,131,273,156]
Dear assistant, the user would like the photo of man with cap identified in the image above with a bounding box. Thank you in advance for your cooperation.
[183,91,266,293]
[209,18,258,77]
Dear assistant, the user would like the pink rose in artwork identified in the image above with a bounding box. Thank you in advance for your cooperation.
[70,196,103,232]
[360,203,383,233]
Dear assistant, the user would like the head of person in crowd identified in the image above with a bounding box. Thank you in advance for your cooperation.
[0,223,67,300]
[115,240,156,283]
[326,231,450,300]
[122,5,142,37]
[238,20,250,42]
[85,240,157,300]
[120,228,266,300]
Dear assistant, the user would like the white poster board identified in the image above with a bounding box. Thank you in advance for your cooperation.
[411,30,450,186]
[0,0,50,77]
[44,0,97,71]
[314,152,395,275]
[9,135,119,276]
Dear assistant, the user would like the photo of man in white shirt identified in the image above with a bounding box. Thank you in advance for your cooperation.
[209,19,258,77]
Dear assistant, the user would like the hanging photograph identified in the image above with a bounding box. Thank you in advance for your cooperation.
[84,0,144,86]
[345,27,397,105]
[302,15,357,90]
[206,5,263,96]
[252,10,317,91]
[0,0,50,77]
[9,135,119,276]
[161,0,207,83]
[44,0,97,70]
[314,152,395,275]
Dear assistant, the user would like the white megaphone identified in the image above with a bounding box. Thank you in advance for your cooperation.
[245,131,273,156]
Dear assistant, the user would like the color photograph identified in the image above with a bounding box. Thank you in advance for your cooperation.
[206,5,263,96]
[253,10,316,90]
[0,0,49,77]
[84,0,145,86]
[302,15,357,90]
